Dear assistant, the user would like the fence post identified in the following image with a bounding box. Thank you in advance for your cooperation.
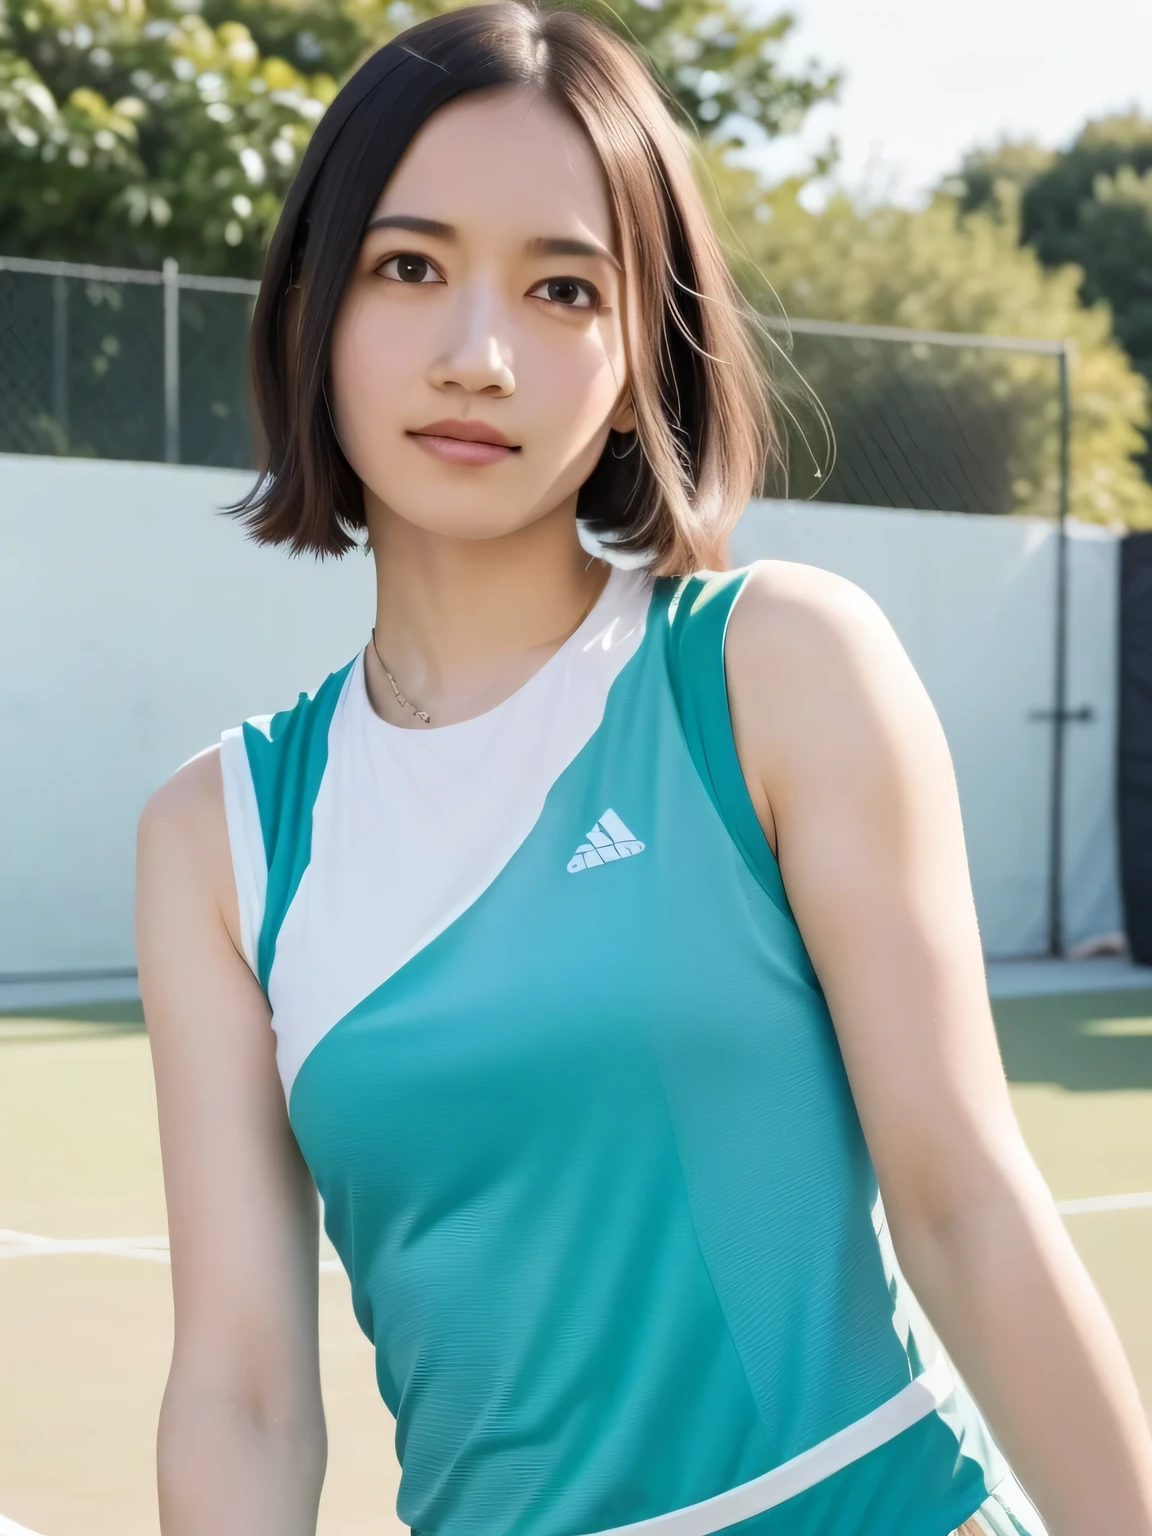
[162,258,180,464]
[1046,344,1072,957]
[51,275,69,443]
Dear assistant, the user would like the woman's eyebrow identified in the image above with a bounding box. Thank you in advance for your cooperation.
[363,213,621,270]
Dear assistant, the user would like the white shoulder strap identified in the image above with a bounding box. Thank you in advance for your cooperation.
[218,724,270,977]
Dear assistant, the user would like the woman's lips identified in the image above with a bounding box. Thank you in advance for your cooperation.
[407,432,519,467]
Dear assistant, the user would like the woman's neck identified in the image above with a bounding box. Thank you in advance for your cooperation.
[364,499,611,729]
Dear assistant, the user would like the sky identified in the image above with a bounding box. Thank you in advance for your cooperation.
[738,0,1152,206]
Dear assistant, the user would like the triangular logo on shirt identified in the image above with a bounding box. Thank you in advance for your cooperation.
[567,809,646,872]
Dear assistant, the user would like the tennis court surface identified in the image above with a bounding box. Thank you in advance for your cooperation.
[2,983,1150,1536]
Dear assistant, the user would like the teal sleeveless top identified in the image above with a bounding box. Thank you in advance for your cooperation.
[217,565,1042,1536]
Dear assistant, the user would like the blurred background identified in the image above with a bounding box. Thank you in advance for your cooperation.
[2,1,1152,1532]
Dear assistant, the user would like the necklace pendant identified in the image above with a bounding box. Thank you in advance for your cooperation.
[370,628,435,725]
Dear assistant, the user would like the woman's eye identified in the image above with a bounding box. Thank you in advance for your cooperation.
[530,277,599,309]
[376,253,443,284]
[373,258,597,308]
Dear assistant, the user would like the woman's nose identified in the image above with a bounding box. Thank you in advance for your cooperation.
[428,287,516,396]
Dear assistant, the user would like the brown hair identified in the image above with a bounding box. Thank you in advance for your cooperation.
[233,0,780,575]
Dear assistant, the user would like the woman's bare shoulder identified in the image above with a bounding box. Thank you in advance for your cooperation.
[140,742,224,832]
[137,743,244,960]
[726,558,893,662]
[724,558,921,761]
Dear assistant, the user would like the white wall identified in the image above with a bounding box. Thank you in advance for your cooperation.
[733,501,1123,957]
[0,458,1122,979]
[0,454,375,979]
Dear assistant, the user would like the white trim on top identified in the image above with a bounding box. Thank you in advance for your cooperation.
[218,723,269,977]
[0,1514,47,1535]
[576,1356,956,1536]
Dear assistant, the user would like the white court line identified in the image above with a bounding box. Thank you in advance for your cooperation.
[0,1229,343,1271]
[0,1235,341,1536]
[2,1195,1150,1272]
[1056,1192,1152,1216]
[0,1230,171,1263]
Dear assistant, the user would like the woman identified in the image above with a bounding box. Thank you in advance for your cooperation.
[135,5,1152,1534]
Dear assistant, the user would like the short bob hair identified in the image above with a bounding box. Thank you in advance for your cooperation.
[233,0,779,575]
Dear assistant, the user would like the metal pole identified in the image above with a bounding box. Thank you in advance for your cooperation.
[162,257,180,463]
[51,274,69,442]
[1047,345,1072,957]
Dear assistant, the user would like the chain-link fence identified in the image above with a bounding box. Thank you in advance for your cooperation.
[0,255,257,469]
[764,316,1068,521]
[3,256,1072,523]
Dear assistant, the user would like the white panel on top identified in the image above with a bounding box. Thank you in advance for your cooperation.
[268,565,653,1100]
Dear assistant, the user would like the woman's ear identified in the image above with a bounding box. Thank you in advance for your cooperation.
[610,390,636,435]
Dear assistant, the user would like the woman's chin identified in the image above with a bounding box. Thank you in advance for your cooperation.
[370,502,554,546]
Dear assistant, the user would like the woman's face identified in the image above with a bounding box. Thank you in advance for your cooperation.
[329,86,636,544]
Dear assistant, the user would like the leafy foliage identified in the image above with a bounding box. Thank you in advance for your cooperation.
[5,0,1146,527]
[0,0,837,275]
[606,0,838,149]
[954,114,1152,480]
[0,0,337,274]
[696,145,1152,526]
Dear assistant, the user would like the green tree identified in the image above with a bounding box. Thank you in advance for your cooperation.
[0,0,337,275]
[200,0,841,145]
[955,115,1152,478]
[695,146,1152,527]
[604,0,837,150]
[0,0,838,276]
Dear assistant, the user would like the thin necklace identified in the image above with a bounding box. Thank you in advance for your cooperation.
[370,628,432,724]
[369,568,609,729]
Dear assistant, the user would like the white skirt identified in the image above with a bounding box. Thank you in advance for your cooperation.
[953,1472,1047,1535]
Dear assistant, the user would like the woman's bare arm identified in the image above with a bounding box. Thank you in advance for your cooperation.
[726,560,1152,1535]
[136,747,327,1535]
